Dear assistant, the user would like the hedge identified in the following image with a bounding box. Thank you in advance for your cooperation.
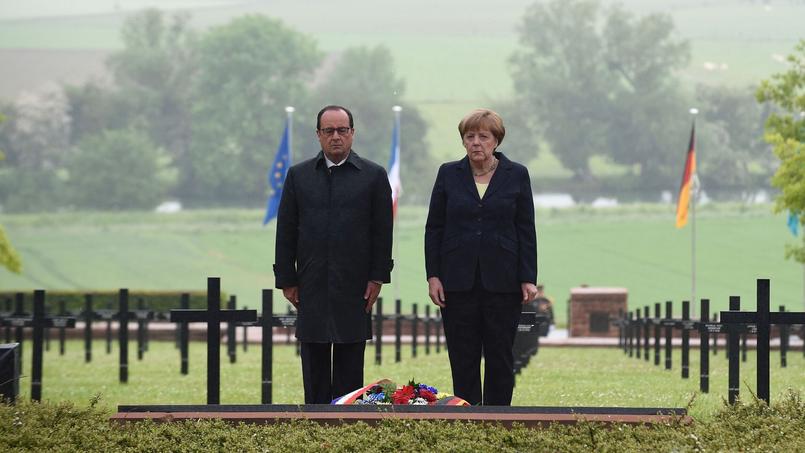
[1,392,805,452]
[0,290,229,314]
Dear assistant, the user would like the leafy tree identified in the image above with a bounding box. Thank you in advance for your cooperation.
[65,129,175,210]
[510,0,609,180]
[105,9,198,199]
[0,113,21,274]
[65,83,140,145]
[0,224,21,274]
[0,88,72,211]
[0,225,21,274]
[510,0,690,184]
[492,100,543,169]
[756,40,805,263]
[0,87,71,169]
[188,15,321,203]
[310,46,435,203]
[695,84,773,192]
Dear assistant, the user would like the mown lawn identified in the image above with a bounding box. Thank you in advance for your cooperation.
[10,339,805,421]
[1,204,801,326]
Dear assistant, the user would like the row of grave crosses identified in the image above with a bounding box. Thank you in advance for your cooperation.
[3,278,529,405]
[169,278,547,405]
[614,279,805,405]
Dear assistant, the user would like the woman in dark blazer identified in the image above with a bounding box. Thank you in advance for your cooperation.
[425,108,537,406]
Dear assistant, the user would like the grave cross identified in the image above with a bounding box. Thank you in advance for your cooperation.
[94,302,117,355]
[653,303,661,366]
[666,301,698,379]
[720,279,805,404]
[0,290,76,401]
[513,311,550,376]
[178,293,189,375]
[169,277,256,404]
[12,293,25,358]
[642,306,650,362]
[634,309,642,360]
[226,295,238,364]
[257,288,299,404]
[696,297,757,401]
[374,297,384,365]
[1,298,12,343]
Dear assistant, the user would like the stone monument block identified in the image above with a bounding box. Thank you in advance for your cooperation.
[569,287,627,337]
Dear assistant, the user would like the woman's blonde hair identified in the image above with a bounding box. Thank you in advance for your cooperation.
[458,108,505,146]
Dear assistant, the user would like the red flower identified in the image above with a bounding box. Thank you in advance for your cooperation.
[391,385,416,404]
[418,389,437,403]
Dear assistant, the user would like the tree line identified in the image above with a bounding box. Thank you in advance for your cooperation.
[0,10,434,211]
[0,0,793,212]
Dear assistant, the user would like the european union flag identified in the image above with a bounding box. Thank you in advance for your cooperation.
[263,120,291,225]
[788,211,800,237]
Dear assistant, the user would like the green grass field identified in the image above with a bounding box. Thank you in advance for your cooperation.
[9,338,805,421]
[1,205,802,324]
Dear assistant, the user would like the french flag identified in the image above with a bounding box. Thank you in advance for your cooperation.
[387,111,402,218]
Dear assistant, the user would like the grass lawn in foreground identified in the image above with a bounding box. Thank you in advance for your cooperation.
[12,339,805,420]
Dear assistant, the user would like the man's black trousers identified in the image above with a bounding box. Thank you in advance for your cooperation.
[300,341,366,404]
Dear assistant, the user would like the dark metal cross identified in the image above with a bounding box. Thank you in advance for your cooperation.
[697,296,757,403]
[720,279,805,404]
[169,277,256,404]
[0,290,76,401]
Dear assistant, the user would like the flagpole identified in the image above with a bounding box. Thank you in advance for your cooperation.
[689,107,699,315]
[285,106,294,164]
[391,105,402,303]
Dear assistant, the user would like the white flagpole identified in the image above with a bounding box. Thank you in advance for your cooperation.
[392,105,402,303]
[689,107,699,315]
[285,106,294,163]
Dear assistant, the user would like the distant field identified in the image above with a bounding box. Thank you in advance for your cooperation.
[1,0,802,183]
[1,0,802,96]
[1,204,802,324]
[12,339,805,420]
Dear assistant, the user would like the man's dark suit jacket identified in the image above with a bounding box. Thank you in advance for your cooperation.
[274,150,393,343]
[425,152,537,293]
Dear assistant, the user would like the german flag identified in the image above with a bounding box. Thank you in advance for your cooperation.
[675,124,696,228]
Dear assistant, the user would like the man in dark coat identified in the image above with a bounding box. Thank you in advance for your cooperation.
[274,105,393,404]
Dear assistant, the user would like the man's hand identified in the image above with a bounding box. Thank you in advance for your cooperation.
[283,286,299,308]
[521,282,538,304]
[428,277,446,308]
[364,281,382,313]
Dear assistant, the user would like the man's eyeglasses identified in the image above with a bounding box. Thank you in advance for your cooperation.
[319,127,352,136]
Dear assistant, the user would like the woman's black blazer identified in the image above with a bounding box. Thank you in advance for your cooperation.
[425,151,537,293]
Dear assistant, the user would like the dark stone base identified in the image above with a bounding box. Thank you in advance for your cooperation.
[112,404,689,427]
